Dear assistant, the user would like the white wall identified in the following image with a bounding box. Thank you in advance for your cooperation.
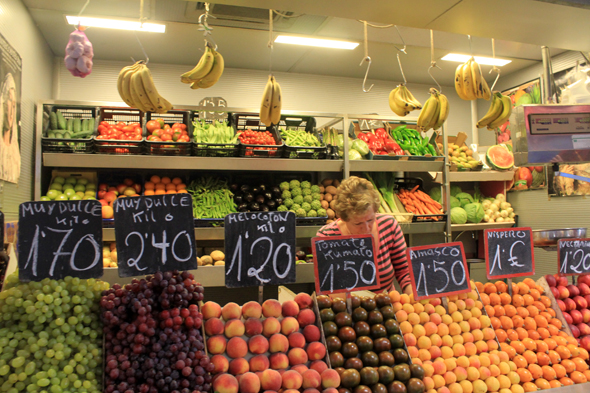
[54,58,474,140]
[0,0,54,220]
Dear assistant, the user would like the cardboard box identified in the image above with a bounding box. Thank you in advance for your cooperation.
[435,132,483,171]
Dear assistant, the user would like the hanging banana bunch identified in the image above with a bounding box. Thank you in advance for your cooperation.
[388,85,422,117]
[476,92,512,130]
[417,88,450,131]
[259,75,282,126]
[180,44,225,89]
[116,61,173,113]
[454,57,491,101]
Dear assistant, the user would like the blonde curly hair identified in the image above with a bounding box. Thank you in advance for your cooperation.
[334,176,380,221]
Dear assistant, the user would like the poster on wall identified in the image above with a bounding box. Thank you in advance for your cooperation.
[0,32,22,184]
[548,164,590,197]
[497,79,542,144]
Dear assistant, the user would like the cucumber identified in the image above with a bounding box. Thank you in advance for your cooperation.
[63,132,72,139]
[56,111,67,129]
[50,112,58,129]
[70,130,93,138]
[55,133,64,139]
[82,119,89,132]
[73,118,81,133]
[88,118,95,132]
[47,129,67,135]
[48,132,56,138]
[66,118,73,131]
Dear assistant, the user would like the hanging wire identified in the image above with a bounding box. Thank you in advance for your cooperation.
[428,29,442,93]
[467,34,473,57]
[198,3,217,50]
[274,10,304,18]
[359,21,374,92]
[358,20,394,28]
[393,26,407,54]
[131,0,149,64]
[75,0,91,29]
[392,26,407,84]
[268,9,274,73]
[489,38,501,91]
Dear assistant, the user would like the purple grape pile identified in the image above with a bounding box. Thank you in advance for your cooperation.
[101,270,213,393]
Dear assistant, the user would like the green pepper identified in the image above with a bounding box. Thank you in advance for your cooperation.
[421,136,429,147]
[427,144,436,155]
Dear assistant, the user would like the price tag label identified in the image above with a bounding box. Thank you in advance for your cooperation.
[199,97,228,121]
[224,211,296,288]
[484,227,535,279]
[407,242,470,300]
[311,234,380,295]
[113,195,197,277]
[18,201,103,281]
[558,238,590,275]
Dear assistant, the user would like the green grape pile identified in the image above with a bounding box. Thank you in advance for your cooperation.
[0,272,109,393]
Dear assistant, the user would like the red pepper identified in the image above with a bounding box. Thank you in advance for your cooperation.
[375,128,388,140]
[384,139,405,155]
[357,133,371,143]
[369,140,383,152]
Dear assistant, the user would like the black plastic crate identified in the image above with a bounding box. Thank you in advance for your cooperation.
[95,107,144,155]
[279,115,328,159]
[193,218,225,227]
[192,113,240,157]
[42,105,97,153]
[145,110,192,156]
[233,113,284,158]
[296,216,328,226]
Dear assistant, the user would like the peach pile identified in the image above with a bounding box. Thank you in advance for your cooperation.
[479,278,590,391]
[203,293,338,393]
[390,282,523,393]
[547,273,590,352]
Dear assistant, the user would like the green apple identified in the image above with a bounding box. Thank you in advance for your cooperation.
[40,196,51,201]
[70,195,82,200]
[65,177,77,184]
[56,194,68,201]
[77,178,89,186]
[82,196,96,200]
[53,176,65,184]
[49,183,63,191]
[74,184,86,192]
[64,189,76,198]
[84,190,95,196]
[76,192,85,198]
[85,183,96,190]
[46,190,59,200]
[63,183,74,190]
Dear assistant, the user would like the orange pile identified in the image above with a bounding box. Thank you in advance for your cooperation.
[144,175,187,195]
[390,284,523,393]
[478,278,590,391]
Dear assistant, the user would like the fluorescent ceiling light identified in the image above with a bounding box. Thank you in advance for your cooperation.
[275,35,359,50]
[441,53,511,66]
[66,16,166,33]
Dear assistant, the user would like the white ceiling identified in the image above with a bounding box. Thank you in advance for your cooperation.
[23,0,586,86]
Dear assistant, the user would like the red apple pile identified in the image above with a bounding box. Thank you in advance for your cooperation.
[202,293,340,393]
[98,178,142,219]
[547,274,590,351]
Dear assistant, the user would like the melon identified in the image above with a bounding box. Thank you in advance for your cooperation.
[515,167,533,188]
[486,145,514,170]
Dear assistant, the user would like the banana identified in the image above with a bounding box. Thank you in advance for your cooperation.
[399,85,422,109]
[189,82,200,90]
[260,75,274,126]
[462,59,477,100]
[194,49,225,89]
[433,93,449,130]
[138,66,172,113]
[487,95,512,129]
[394,86,417,113]
[482,78,492,100]
[122,65,140,109]
[417,90,439,131]
[426,94,441,130]
[476,93,503,128]
[269,77,282,125]
[455,64,469,100]
[470,58,484,99]
[117,62,142,106]
[130,66,156,112]
[389,87,408,116]
[181,46,215,83]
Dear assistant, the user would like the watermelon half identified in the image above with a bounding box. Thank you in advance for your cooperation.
[486,145,514,170]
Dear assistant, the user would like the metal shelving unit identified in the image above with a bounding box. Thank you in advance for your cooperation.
[434,170,515,183]
[451,222,515,231]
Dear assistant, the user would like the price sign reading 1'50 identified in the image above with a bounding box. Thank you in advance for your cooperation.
[18,201,103,281]
[406,242,470,300]
[484,227,535,280]
[224,211,296,288]
[558,238,590,276]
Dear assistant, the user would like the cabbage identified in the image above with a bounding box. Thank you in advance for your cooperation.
[450,196,461,209]
[464,202,484,223]
[429,188,442,202]
[455,192,474,207]
[349,149,363,160]
[450,207,468,224]
[450,185,462,197]
[352,139,369,156]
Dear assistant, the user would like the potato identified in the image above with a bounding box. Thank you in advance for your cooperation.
[110,251,118,262]
[211,250,225,262]
[319,185,325,193]
[332,179,341,187]
[321,200,329,209]
[330,200,336,210]
[201,255,213,265]
[197,257,203,266]
[326,185,338,195]
[327,208,336,219]
[324,193,333,202]
[214,261,225,266]
[322,179,333,187]
[109,242,116,251]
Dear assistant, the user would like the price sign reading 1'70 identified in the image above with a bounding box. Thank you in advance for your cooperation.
[558,238,590,276]
[484,227,535,280]
[406,242,471,300]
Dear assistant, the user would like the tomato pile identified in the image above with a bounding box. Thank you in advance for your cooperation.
[357,127,404,156]
[96,121,142,141]
[238,129,279,156]
[146,119,190,142]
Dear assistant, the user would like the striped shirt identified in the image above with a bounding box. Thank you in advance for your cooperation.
[315,214,410,292]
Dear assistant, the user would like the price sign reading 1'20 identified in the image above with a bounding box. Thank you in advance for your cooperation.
[484,227,535,280]
[406,242,471,300]
[558,238,590,275]
[113,194,198,277]
[224,211,296,288]
[18,201,103,281]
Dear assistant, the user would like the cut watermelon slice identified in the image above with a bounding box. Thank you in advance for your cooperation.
[486,145,514,170]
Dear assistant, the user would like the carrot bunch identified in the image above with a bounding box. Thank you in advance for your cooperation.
[397,186,443,220]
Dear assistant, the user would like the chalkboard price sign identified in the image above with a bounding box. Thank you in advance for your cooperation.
[311,234,380,295]
[406,242,470,300]
[558,238,590,276]
[113,194,197,277]
[225,211,296,288]
[18,201,103,281]
[484,227,535,280]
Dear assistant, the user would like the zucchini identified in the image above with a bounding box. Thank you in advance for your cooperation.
[50,112,58,129]
[81,119,88,132]
[88,118,95,132]
[73,118,81,133]
[48,132,56,138]
[47,129,67,135]
[66,118,73,131]
[55,133,64,139]
[63,132,72,139]
[70,130,93,138]
[56,111,67,129]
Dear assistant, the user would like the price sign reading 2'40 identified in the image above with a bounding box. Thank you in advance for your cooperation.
[558,238,590,276]
[484,227,534,280]
[113,194,197,277]
[224,211,296,288]
[18,201,103,282]
[406,242,471,300]
[312,234,380,295]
